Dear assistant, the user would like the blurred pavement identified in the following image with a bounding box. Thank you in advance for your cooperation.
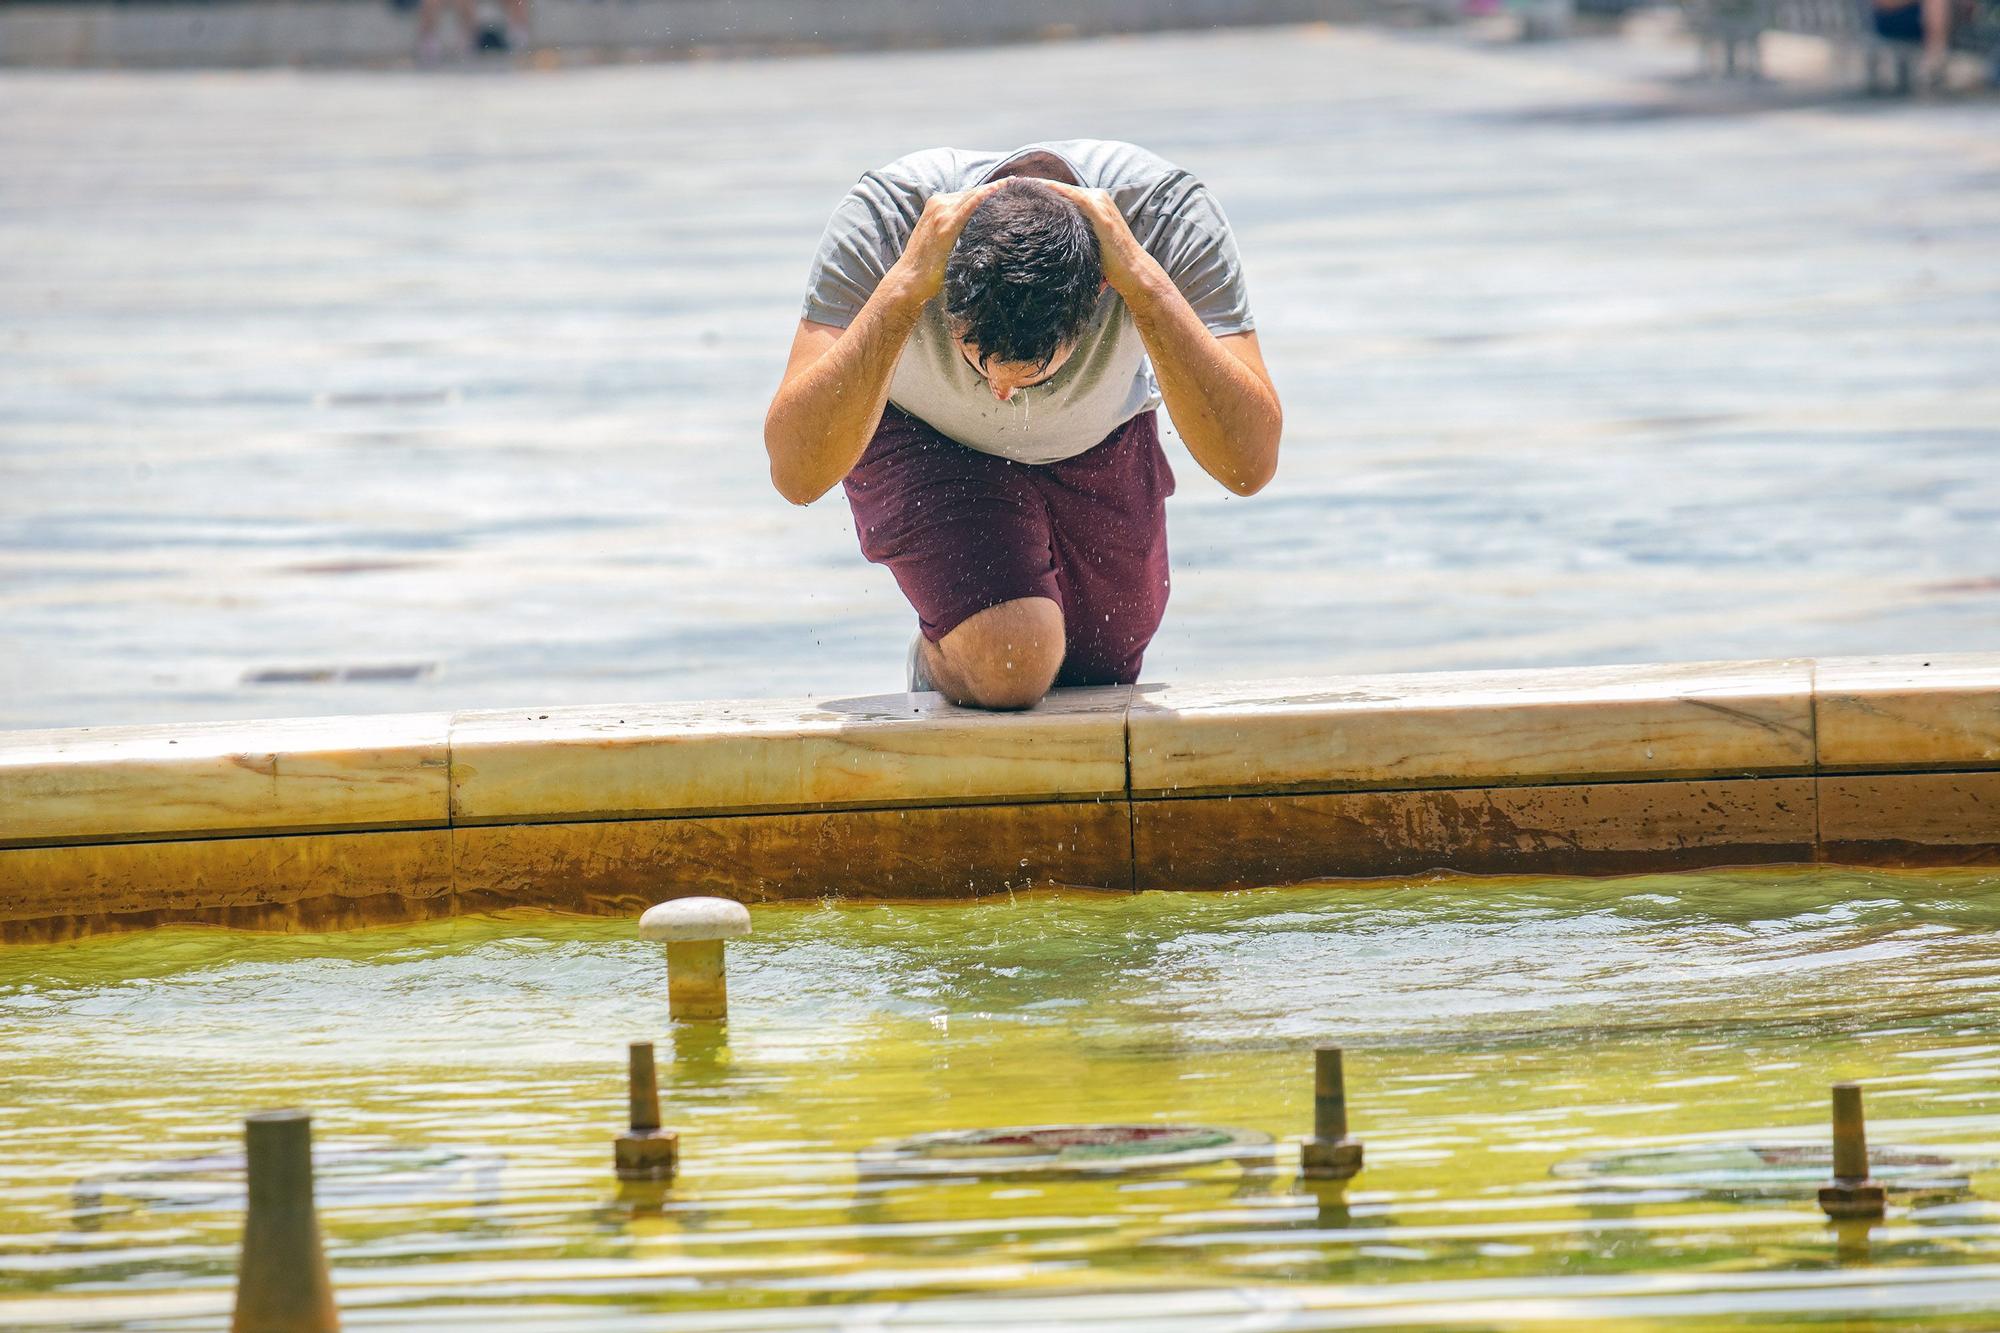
[2,22,1997,728]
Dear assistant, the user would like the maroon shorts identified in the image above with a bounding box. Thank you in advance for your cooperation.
[842,404,1175,687]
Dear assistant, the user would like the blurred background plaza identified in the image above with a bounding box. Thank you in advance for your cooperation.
[2,3,1996,729]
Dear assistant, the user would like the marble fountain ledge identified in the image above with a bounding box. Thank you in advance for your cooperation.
[5,655,2000,936]
[1814,654,2000,772]
[1127,659,1820,798]
[0,712,451,848]
[7,655,2000,855]
[445,686,1132,824]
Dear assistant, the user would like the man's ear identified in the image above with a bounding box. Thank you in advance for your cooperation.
[1099,278,1109,293]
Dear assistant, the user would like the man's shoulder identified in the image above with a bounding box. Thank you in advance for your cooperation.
[864,146,991,192]
[827,147,994,236]
[1042,139,1188,190]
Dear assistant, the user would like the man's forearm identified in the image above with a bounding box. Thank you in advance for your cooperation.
[765,270,927,505]
[1121,258,1281,497]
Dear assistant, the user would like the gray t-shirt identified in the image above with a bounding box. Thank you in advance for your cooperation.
[799,139,1255,465]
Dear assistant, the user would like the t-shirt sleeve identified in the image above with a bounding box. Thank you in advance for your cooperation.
[1139,181,1256,337]
[799,175,913,329]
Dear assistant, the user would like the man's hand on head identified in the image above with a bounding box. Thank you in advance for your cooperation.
[1039,181,1153,297]
[890,179,1010,305]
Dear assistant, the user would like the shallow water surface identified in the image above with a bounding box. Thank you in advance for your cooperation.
[5,867,2000,1328]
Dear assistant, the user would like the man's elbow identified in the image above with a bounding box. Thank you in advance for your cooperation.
[1224,430,1281,497]
[771,477,813,507]
[1224,468,1273,498]
[763,421,826,507]
[768,455,828,507]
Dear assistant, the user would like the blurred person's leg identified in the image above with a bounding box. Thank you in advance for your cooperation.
[503,0,532,49]
[416,0,478,59]
[415,0,446,61]
[1920,0,1950,73]
[1872,0,1950,83]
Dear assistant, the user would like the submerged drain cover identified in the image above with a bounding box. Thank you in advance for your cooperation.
[859,1123,1273,1179]
[1554,1144,1986,1199]
[72,1145,504,1224]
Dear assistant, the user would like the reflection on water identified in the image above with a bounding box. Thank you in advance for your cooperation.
[4,866,2000,1328]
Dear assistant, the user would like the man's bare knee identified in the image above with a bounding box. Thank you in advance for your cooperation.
[956,666,1057,711]
[931,597,1065,710]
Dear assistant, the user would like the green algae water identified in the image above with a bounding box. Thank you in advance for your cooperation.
[6,866,2000,1329]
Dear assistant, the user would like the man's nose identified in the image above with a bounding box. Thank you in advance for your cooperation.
[990,381,1017,402]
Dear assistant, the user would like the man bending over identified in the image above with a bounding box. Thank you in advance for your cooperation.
[764,140,1281,710]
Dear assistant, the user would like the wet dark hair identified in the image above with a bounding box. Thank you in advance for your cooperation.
[943,179,1102,372]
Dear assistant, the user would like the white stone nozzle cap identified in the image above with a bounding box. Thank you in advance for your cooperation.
[639,897,751,943]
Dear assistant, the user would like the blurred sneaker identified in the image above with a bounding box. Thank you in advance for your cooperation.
[907,633,936,693]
